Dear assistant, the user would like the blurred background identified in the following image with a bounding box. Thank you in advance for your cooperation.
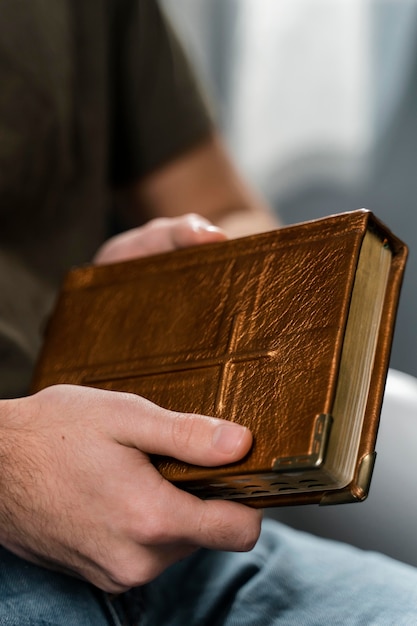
[162,0,417,380]
[162,0,417,567]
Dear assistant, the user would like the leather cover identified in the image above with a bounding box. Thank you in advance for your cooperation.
[31,210,408,507]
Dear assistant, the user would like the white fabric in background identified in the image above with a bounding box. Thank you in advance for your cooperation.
[226,0,373,193]
[163,0,374,191]
[162,0,416,195]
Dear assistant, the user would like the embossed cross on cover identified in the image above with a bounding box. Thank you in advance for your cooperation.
[31,210,407,507]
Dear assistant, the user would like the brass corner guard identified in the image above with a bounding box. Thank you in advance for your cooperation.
[272,414,333,472]
[319,451,377,506]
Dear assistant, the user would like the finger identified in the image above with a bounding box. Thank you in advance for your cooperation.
[180,497,262,552]
[109,391,253,467]
[142,481,263,553]
[169,213,227,248]
[94,214,226,265]
[135,214,226,254]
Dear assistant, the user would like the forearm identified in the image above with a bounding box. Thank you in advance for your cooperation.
[115,133,279,238]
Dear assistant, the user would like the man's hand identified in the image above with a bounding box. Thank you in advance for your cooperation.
[93,213,227,265]
[0,385,261,593]
[0,214,260,592]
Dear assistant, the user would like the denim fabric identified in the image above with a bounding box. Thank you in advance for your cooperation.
[1,519,417,625]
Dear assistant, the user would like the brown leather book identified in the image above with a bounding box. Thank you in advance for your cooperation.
[31,210,408,508]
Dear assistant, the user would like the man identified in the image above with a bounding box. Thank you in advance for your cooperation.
[1,1,417,624]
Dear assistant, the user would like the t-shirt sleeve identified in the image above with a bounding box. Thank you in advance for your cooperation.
[109,0,214,186]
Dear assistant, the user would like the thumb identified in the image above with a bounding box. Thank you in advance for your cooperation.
[112,391,253,466]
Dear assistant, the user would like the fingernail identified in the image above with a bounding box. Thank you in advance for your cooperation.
[204,225,223,233]
[212,423,248,455]
[188,215,222,234]
[192,222,219,233]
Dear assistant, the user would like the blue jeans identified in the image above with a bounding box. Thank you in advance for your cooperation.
[1,519,417,625]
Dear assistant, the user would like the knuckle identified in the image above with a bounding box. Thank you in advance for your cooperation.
[127,500,171,546]
[170,411,195,454]
[137,516,168,545]
[182,212,204,225]
[144,217,170,232]
[197,501,235,545]
[105,553,158,591]
[198,502,262,552]
[238,516,262,551]
[107,563,141,591]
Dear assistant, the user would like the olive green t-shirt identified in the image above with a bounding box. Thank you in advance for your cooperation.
[0,0,213,397]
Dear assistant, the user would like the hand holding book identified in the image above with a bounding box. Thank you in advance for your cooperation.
[32,210,408,507]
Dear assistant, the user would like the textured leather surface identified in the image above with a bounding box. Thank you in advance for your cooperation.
[31,210,407,507]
